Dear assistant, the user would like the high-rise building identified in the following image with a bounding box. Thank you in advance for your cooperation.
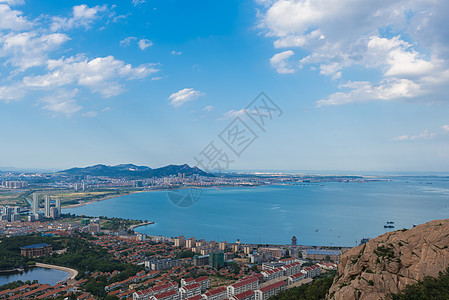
[209,252,225,268]
[50,207,59,219]
[219,241,227,251]
[186,237,197,248]
[56,198,61,214]
[174,236,186,247]
[88,223,100,233]
[244,245,253,255]
[33,193,39,214]
[11,213,20,221]
[44,195,51,218]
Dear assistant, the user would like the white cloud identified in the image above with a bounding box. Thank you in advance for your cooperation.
[316,79,420,106]
[0,31,70,71]
[138,39,152,50]
[120,36,137,47]
[169,88,204,107]
[0,0,25,5]
[41,89,82,117]
[0,4,32,30]
[23,55,159,97]
[319,62,341,80]
[0,2,163,117]
[132,0,146,6]
[257,0,449,106]
[270,50,295,74]
[442,125,449,132]
[0,84,25,102]
[393,130,436,141]
[203,105,213,112]
[220,109,248,120]
[171,50,182,55]
[51,4,108,31]
[366,36,436,78]
[120,37,153,50]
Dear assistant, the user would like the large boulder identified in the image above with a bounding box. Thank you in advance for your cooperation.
[327,219,449,300]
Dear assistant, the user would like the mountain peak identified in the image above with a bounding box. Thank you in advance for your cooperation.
[58,163,211,179]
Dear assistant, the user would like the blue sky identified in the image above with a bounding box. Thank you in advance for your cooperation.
[1,0,449,172]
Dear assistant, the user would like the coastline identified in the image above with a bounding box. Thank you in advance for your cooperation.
[61,185,259,210]
[34,263,78,281]
[62,190,144,209]
[129,221,154,231]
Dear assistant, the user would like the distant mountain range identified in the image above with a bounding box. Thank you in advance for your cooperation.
[57,164,212,179]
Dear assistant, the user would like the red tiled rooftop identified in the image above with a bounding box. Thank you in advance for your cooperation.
[290,271,306,279]
[152,289,177,299]
[182,283,200,290]
[195,276,209,283]
[231,277,258,289]
[205,286,227,296]
[259,280,286,293]
[233,290,255,300]
[10,284,29,292]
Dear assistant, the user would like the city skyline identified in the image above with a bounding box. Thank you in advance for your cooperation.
[1,1,449,172]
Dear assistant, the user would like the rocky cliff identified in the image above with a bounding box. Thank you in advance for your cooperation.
[327,219,449,300]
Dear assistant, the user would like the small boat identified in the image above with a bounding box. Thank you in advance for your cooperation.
[387,221,395,224]
[384,225,395,228]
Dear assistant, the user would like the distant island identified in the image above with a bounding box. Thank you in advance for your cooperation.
[58,163,212,179]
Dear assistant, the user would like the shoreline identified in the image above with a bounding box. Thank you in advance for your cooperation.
[62,190,144,209]
[61,185,258,210]
[130,221,154,231]
[34,263,78,281]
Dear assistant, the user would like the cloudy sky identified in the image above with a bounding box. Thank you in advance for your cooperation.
[1,0,449,173]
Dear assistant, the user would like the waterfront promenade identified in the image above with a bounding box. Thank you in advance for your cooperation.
[35,263,78,283]
[129,221,154,231]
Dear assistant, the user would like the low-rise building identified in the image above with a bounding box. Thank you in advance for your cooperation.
[20,243,52,257]
[230,290,255,300]
[281,262,302,276]
[149,290,180,300]
[261,267,284,282]
[302,249,340,261]
[287,271,307,285]
[133,282,179,300]
[179,282,201,300]
[255,280,286,300]
[203,286,227,300]
[302,265,321,278]
[145,259,182,271]
[258,247,285,259]
[227,277,259,298]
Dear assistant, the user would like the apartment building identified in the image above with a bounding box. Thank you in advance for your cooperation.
[227,277,259,298]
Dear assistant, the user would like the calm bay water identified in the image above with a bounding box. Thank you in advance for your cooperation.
[0,268,69,286]
[64,177,449,247]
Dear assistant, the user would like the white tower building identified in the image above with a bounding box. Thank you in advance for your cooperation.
[33,193,39,214]
[44,195,51,218]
